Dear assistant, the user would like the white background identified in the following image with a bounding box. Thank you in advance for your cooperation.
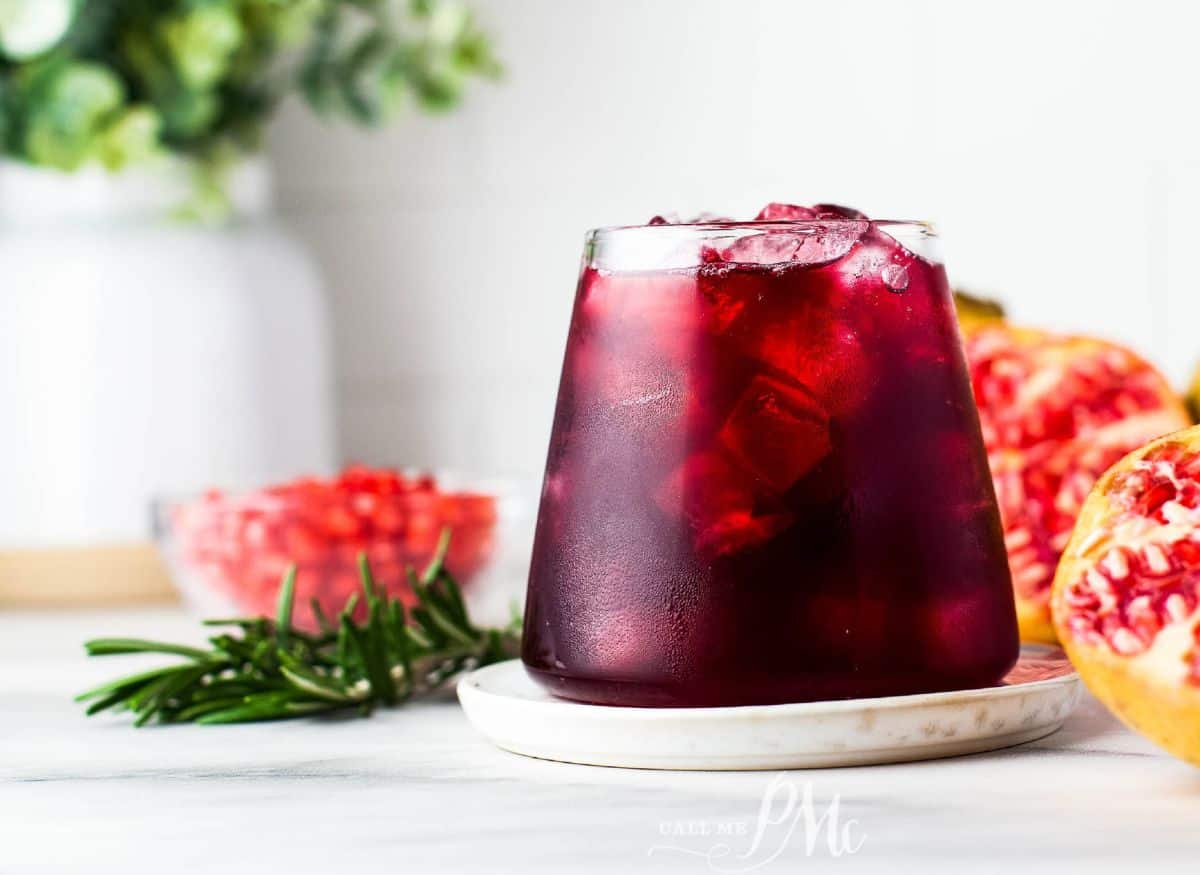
[269,0,1200,481]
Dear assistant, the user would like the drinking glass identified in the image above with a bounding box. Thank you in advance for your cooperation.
[522,217,1019,706]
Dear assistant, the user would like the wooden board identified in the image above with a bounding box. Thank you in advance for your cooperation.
[0,543,177,607]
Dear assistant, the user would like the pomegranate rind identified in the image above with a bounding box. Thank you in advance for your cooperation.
[1187,364,1200,424]
[1050,427,1200,766]
[965,323,1190,644]
[952,290,1005,333]
[1014,588,1058,645]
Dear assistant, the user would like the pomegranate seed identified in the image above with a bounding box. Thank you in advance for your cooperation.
[1164,593,1192,623]
[1005,529,1032,551]
[243,519,270,547]
[1108,626,1145,656]
[1176,541,1200,565]
[351,493,379,516]
[1142,543,1173,576]
[1013,562,1051,595]
[324,505,361,538]
[1101,548,1131,580]
[1125,594,1159,632]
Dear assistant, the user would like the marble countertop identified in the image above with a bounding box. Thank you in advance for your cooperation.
[3,608,1198,874]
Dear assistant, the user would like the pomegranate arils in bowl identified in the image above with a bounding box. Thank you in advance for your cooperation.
[163,466,499,630]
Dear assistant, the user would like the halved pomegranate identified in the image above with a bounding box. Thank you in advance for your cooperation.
[1051,427,1200,765]
[964,324,1189,642]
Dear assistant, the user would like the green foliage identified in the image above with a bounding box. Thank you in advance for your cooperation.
[0,0,499,181]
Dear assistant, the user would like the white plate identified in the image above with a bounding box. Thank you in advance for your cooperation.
[458,646,1081,770]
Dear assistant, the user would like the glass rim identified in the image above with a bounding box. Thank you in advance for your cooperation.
[587,218,937,237]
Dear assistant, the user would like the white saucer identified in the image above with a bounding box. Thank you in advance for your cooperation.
[458,646,1081,770]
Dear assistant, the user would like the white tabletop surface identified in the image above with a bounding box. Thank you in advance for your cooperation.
[3,607,1198,874]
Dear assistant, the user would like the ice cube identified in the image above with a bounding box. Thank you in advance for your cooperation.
[811,203,868,220]
[717,374,833,492]
[756,202,818,221]
[757,202,868,221]
[722,222,867,266]
[697,262,748,333]
[652,202,869,227]
[799,222,869,264]
[696,261,874,415]
[654,450,793,558]
[694,509,794,559]
[833,226,914,287]
[579,268,699,361]
[646,211,733,225]
[655,451,747,520]
[722,230,806,265]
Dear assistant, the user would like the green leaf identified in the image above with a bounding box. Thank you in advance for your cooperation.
[278,652,364,704]
[202,616,268,628]
[310,598,335,636]
[433,569,471,629]
[75,664,188,704]
[387,606,414,699]
[158,86,221,140]
[175,696,253,722]
[358,552,379,603]
[22,60,124,170]
[342,614,396,706]
[83,689,135,717]
[196,692,337,725]
[83,638,212,660]
[420,527,453,585]
[275,564,298,645]
[160,4,244,91]
[94,104,162,169]
[130,665,210,726]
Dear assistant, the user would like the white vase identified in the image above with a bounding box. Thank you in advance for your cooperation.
[0,158,336,603]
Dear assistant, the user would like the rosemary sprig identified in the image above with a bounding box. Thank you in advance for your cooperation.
[76,532,521,725]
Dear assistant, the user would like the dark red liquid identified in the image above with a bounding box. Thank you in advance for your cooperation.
[523,224,1019,706]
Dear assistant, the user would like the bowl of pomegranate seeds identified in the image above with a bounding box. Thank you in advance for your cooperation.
[158,466,513,629]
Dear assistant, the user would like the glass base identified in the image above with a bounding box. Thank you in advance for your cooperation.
[523,657,1019,708]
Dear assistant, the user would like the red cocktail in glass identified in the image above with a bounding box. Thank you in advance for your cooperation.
[523,204,1019,707]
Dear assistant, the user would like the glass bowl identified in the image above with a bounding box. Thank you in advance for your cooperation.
[155,466,529,630]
